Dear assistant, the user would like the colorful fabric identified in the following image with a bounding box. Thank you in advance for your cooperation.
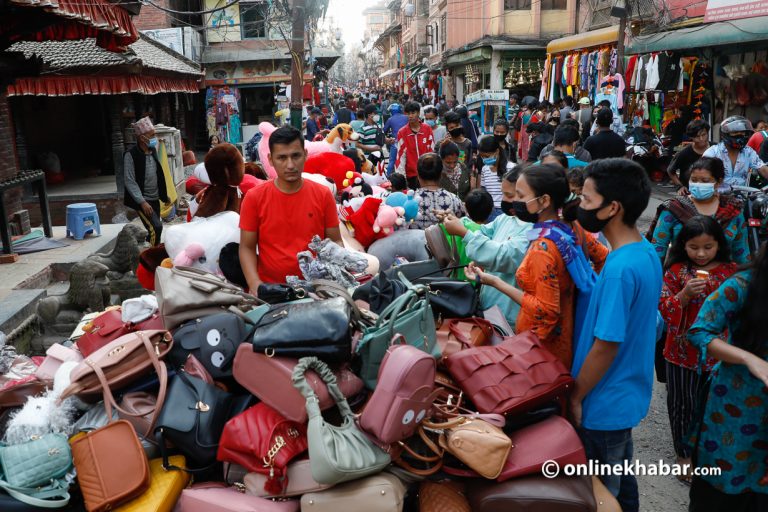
[411,188,466,230]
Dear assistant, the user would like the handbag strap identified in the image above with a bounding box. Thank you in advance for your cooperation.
[173,266,265,305]
[444,318,494,348]
[86,331,169,438]
[392,426,445,477]
[0,478,70,508]
[311,280,363,325]
[291,357,353,420]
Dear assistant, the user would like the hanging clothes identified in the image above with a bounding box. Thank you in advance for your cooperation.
[625,55,638,92]
[645,54,660,91]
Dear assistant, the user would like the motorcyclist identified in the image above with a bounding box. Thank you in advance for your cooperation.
[703,116,768,190]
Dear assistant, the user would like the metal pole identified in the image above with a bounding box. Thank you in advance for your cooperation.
[290,0,306,130]
[616,0,629,75]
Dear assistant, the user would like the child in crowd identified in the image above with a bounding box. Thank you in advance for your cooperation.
[439,188,494,282]
[389,173,408,193]
[659,216,737,480]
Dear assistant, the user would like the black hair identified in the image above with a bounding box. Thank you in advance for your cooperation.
[526,121,547,134]
[389,173,407,192]
[268,125,304,152]
[583,158,651,227]
[364,104,378,117]
[417,153,443,182]
[493,118,509,131]
[553,125,580,147]
[596,108,613,128]
[208,134,220,146]
[560,118,580,130]
[405,101,421,114]
[444,111,460,125]
[733,243,768,356]
[542,149,569,169]
[687,157,725,183]
[520,164,570,210]
[503,167,521,183]
[564,96,574,107]
[423,106,438,117]
[356,109,365,119]
[598,99,611,108]
[464,188,494,223]
[686,119,711,138]
[566,166,586,187]
[665,215,731,270]
[438,140,460,159]
[476,134,509,180]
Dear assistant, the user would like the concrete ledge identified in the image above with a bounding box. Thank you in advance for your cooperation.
[0,288,46,335]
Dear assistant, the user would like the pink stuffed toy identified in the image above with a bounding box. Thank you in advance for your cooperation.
[173,242,205,267]
[373,204,405,234]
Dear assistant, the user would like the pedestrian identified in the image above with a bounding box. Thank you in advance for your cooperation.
[540,119,593,162]
[411,153,465,230]
[658,216,737,482]
[569,158,662,512]
[476,134,515,221]
[666,120,711,192]
[560,96,575,121]
[583,109,627,160]
[525,122,553,163]
[493,119,513,161]
[424,106,446,142]
[209,134,221,150]
[395,101,435,190]
[443,111,473,165]
[383,103,408,176]
[356,104,382,156]
[331,100,355,126]
[538,125,589,168]
[239,126,341,290]
[123,116,169,246]
[687,243,768,511]
[438,140,472,200]
[305,107,321,141]
[574,97,593,142]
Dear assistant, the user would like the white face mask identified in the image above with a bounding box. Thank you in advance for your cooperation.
[373,115,381,123]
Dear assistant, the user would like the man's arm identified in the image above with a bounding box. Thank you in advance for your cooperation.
[239,230,262,293]
[325,226,342,246]
[758,165,768,180]
[570,339,620,426]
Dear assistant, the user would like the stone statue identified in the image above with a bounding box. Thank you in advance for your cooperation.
[88,223,146,274]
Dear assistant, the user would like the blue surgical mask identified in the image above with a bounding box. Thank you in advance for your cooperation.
[426,119,437,127]
[148,137,158,148]
[689,182,715,201]
[482,156,497,166]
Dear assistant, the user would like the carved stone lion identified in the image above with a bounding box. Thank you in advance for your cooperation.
[88,223,147,274]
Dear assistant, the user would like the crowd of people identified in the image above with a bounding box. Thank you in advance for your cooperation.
[124,88,768,511]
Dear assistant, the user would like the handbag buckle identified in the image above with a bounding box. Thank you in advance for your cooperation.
[265,348,276,358]
[108,345,126,357]
[263,435,286,470]
[194,401,210,412]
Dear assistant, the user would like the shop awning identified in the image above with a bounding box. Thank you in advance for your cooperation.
[546,26,620,54]
[626,16,768,54]
[7,75,200,96]
[379,68,400,78]
[445,47,492,67]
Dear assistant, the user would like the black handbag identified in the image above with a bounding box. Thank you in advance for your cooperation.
[257,283,312,304]
[170,310,254,378]
[251,297,352,362]
[415,276,479,319]
[154,372,234,473]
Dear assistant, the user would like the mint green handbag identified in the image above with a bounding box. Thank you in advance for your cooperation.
[292,357,390,485]
[0,433,72,508]
[356,280,439,389]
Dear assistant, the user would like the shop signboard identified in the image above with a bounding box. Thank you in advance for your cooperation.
[466,89,509,107]
[705,0,768,22]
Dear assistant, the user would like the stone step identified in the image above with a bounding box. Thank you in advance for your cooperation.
[0,288,46,337]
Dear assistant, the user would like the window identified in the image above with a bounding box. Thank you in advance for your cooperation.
[241,3,267,39]
[440,14,446,51]
[434,23,439,54]
[504,0,531,9]
[541,0,567,9]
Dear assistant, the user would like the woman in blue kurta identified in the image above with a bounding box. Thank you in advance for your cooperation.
[687,244,768,511]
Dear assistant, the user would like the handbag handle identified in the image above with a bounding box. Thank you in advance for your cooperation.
[291,357,353,421]
[311,279,363,325]
[0,478,70,508]
[444,318,494,348]
[85,330,169,438]
[172,266,265,305]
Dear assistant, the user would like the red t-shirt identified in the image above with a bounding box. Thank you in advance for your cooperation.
[239,179,339,284]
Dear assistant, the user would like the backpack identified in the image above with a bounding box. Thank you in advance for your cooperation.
[644,199,696,242]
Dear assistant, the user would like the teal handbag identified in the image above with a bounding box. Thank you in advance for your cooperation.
[0,433,72,508]
[356,279,439,389]
[292,357,391,485]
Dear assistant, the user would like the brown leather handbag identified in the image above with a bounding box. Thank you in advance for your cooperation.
[419,480,470,512]
[436,317,493,361]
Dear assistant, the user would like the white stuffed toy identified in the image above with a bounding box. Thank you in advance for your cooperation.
[164,211,240,275]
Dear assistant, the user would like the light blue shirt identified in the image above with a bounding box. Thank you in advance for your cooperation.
[463,214,531,326]
[571,239,662,430]
[703,142,765,190]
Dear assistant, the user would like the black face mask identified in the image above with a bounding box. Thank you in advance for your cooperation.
[510,200,541,223]
[500,200,515,217]
[449,127,464,138]
[577,204,612,233]
[494,134,507,144]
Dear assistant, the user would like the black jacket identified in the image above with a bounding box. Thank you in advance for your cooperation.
[123,145,169,210]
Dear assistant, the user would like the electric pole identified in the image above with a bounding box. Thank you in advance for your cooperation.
[615,0,630,75]
[290,0,306,130]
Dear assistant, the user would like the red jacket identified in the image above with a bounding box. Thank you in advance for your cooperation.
[395,123,435,178]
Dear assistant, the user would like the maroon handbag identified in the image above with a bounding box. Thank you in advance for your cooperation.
[444,331,574,416]
[217,403,308,494]
[77,307,164,357]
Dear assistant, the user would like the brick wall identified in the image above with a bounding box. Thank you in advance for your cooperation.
[0,93,21,221]
[133,0,171,30]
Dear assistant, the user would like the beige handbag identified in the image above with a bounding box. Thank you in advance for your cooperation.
[244,459,332,498]
[300,473,406,512]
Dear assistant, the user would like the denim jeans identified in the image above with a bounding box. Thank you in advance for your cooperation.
[578,427,639,512]
[486,207,503,222]
[386,143,397,176]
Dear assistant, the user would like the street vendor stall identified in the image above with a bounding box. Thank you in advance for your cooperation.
[466,89,510,135]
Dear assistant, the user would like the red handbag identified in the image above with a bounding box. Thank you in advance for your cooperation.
[217,403,308,494]
[444,331,574,416]
[76,308,164,357]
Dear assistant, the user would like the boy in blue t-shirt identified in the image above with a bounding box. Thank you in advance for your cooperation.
[570,158,662,512]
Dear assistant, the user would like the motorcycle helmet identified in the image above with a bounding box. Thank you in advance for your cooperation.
[388,102,402,114]
[454,104,469,119]
[720,116,754,150]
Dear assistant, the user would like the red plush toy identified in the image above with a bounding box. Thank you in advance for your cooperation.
[304,152,363,192]
[341,196,387,248]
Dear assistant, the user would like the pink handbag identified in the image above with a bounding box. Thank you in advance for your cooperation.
[173,483,299,512]
[34,343,83,381]
[358,342,440,445]
[244,459,331,498]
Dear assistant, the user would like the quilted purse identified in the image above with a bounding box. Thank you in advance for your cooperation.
[419,480,471,512]
[113,456,190,512]
[217,403,308,494]
[0,433,72,508]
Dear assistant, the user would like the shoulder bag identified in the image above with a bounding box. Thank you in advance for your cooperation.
[77,308,164,357]
[299,473,406,512]
[0,433,72,508]
[292,357,390,485]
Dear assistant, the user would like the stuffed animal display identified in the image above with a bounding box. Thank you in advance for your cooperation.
[304,152,363,192]
[341,196,406,248]
[386,191,420,224]
[164,211,240,275]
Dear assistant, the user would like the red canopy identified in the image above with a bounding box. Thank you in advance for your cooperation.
[7,75,200,96]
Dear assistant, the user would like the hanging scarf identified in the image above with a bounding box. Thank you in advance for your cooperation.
[528,220,597,294]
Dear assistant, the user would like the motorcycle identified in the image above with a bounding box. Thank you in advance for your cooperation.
[625,127,667,182]
[731,183,768,255]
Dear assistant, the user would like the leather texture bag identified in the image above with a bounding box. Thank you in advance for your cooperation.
[71,419,150,512]
[171,310,254,378]
[118,392,157,437]
[74,401,160,461]
[415,276,479,319]
[358,343,439,445]
[299,473,406,512]
[257,283,310,304]
[175,483,299,512]
[35,343,83,381]
[154,372,233,472]
[292,357,390,485]
[155,266,260,330]
[444,331,574,416]
[419,480,470,512]
[243,459,331,499]
[436,318,493,361]
[217,403,308,493]
[497,415,586,481]
[423,416,512,479]
[60,330,173,404]
[251,297,352,363]
[0,433,72,508]
[232,345,363,423]
[113,456,189,512]
[77,308,164,357]
[425,224,461,270]
[357,285,438,390]
[467,475,596,512]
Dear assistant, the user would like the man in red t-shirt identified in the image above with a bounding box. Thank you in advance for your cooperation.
[239,125,340,289]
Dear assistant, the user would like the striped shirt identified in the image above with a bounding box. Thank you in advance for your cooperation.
[357,122,380,149]
[481,162,515,208]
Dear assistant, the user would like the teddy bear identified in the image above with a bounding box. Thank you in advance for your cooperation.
[304,152,363,192]
[373,204,405,235]
[172,242,206,267]
[385,190,420,224]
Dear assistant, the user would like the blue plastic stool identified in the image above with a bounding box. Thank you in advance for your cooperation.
[66,203,101,240]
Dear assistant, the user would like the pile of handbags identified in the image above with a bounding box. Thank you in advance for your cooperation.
[0,263,619,512]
